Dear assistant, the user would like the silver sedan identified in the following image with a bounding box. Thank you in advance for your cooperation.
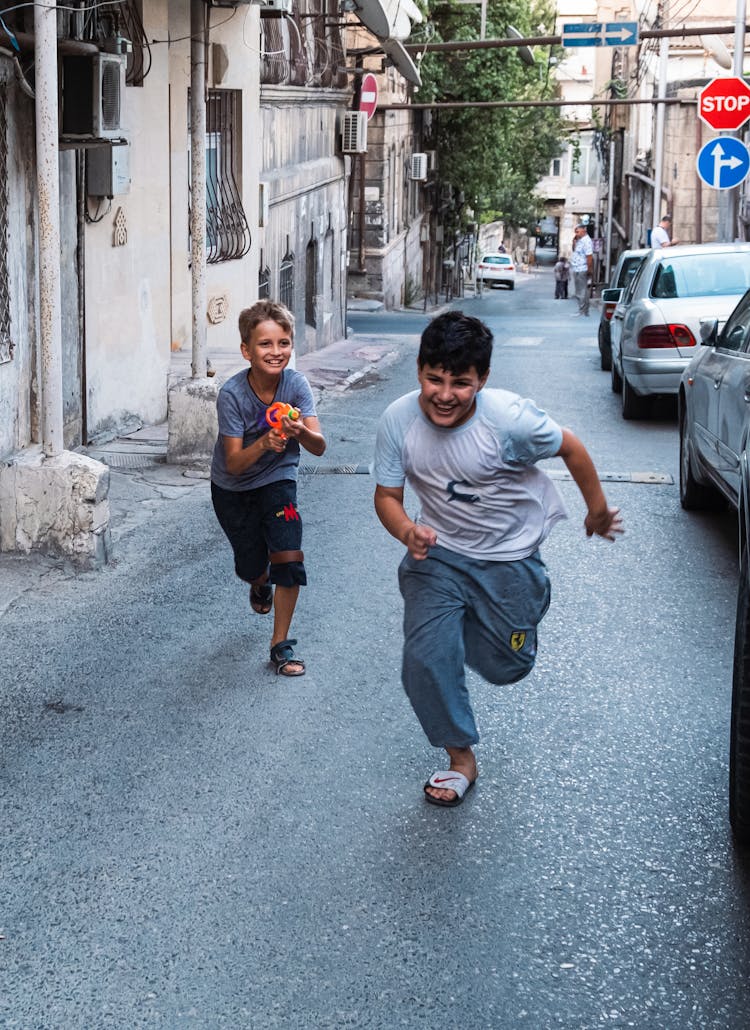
[610,242,750,419]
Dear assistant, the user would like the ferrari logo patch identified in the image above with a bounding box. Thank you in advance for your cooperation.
[510,631,526,652]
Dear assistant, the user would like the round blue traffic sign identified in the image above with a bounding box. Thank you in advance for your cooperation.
[696,136,750,190]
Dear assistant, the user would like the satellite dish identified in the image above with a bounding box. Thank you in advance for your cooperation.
[701,35,733,70]
[507,25,535,68]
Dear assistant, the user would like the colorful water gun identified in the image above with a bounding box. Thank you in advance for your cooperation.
[265,402,300,438]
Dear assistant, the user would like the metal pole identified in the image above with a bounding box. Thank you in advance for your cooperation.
[34,0,64,457]
[653,26,669,228]
[606,138,615,283]
[727,0,747,240]
[190,0,207,379]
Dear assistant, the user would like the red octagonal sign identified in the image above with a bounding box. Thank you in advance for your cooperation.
[699,76,750,131]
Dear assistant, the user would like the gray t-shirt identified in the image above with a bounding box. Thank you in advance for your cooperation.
[211,367,316,491]
[373,388,567,560]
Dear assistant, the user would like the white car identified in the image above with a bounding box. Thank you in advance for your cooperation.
[476,253,516,290]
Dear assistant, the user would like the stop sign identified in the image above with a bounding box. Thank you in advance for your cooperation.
[699,76,750,131]
[359,73,378,120]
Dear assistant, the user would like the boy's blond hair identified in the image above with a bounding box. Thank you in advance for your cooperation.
[238,300,295,344]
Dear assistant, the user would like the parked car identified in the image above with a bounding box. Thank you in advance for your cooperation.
[678,287,750,843]
[610,242,750,419]
[476,253,516,290]
[597,248,648,371]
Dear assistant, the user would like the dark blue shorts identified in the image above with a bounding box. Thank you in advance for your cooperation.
[211,479,306,588]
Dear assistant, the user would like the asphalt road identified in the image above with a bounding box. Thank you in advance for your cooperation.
[2,269,750,1028]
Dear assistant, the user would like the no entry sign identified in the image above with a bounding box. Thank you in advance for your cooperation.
[359,73,378,120]
[699,77,750,131]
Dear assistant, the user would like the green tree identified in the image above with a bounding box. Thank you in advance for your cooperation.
[417,0,562,229]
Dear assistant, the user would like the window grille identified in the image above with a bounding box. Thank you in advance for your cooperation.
[305,239,317,327]
[261,0,347,88]
[280,252,295,311]
[259,265,271,299]
[0,87,12,364]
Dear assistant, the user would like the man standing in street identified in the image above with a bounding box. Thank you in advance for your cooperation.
[651,214,678,248]
[570,223,593,317]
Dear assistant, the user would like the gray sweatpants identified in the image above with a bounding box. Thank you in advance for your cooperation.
[397,545,551,749]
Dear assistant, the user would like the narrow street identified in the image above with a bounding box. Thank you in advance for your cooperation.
[2,270,750,1029]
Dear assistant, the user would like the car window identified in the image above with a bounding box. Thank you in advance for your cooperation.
[482,255,510,266]
[617,256,644,289]
[718,292,750,353]
[622,259,647,304]
[650,253,750,299]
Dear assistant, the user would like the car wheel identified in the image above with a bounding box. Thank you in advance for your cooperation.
[679,405,723,510]
[611,358,622,394]
[731,539,750,844]
[622,375,648,419]
[508,283,515,291]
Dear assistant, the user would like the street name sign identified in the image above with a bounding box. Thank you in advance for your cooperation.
[698,77,750,131]
[359,73,378,120]
[562,22,639,48]
[696,137,750,190]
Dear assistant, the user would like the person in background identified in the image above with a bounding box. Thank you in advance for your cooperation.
[554,255,570,299]
[570,223,593,317]
[651,214,679,248]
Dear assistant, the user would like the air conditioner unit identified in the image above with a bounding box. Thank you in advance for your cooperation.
[62,53,126,140]
[425,149,438,173]
[410,153,428,181]
[341,111,368,154]
[259,0,293,15]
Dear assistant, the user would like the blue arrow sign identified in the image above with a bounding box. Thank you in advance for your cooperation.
[562,22,638,47]
[696,137,750,190]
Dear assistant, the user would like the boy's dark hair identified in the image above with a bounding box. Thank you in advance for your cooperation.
[418,310,493,377]
[239,300,295,344]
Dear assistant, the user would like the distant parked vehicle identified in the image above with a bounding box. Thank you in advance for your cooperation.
[476,253,516,290]
[610,242,750,419]
[678,287,750,843]
[597,249,648,371]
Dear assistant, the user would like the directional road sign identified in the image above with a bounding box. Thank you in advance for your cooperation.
[562,22,639,48]
[359,73,378,120]
[699,77,750,131]
[696,137,750,190]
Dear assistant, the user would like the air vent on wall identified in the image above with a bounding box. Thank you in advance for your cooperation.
[341,111,368,153]
[410,153,428,180]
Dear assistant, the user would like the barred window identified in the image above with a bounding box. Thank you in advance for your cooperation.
[259,265,271,299]
[189,89,251,264]
[305,239,317,327]
[279,252,295,311]
[0,87,12,364]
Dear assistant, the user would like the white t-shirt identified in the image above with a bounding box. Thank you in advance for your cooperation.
[373,388,568,561]
[651,224,670,247]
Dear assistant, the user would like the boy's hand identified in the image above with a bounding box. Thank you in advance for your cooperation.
[280,408,302,439]
[263,428,288,453]
[585,505,623,541]
[405,523,438,559]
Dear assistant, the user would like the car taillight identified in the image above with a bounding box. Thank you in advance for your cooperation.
[637,324,696,348]
[604,302,617,321]
[506,264,515,271]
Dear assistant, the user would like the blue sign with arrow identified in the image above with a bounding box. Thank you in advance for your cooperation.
[696,137,750,190]
[562,22,639,47]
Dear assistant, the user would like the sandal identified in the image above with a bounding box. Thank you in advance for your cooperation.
[250,582,273,615]
[423,770,476,808]
[270,639,305,677]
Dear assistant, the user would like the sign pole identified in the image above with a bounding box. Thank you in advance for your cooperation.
[653,3,669,229]
[725,0,748,240]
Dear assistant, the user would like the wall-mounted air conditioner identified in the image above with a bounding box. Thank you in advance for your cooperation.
[341,111,368,154]
[259,0,293,14]
[410,153,428,181]
[62,53,127,140]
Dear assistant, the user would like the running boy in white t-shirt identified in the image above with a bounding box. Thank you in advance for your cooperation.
[373,311,622,807]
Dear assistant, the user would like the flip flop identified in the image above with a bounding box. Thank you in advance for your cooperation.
[270,638,305,677]
[250,582,273,614]
[423,770,476,808]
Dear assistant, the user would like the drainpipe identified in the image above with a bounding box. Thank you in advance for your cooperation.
[605,137,615,283]
[652,29,669,227]
[190,0,207,378]
[34,0,64,456]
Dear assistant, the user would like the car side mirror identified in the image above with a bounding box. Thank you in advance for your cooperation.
[699,318,719,346]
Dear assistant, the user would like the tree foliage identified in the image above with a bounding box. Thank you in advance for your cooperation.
[416,0,563,228]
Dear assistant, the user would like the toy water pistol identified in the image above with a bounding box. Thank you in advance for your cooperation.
[265,401,300,439]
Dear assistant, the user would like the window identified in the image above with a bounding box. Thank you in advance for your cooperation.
[305,239,317,327]
[551,157,562,177]
[569,134,596,186]
[0,87,11,364]
[279,251,295,311]
[259,264,271,300]
[189,89,251,264]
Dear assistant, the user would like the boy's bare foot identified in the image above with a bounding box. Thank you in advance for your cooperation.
[424,746,477,805]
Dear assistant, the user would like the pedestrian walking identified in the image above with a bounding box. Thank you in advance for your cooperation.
[553,255,570,299]
[210,299,326,677]
[373,311,622,807]
[570,223,593,316]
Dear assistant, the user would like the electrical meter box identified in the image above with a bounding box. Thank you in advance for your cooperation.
[87,142,130,197]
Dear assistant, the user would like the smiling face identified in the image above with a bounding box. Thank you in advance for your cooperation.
[417,362,489,428]
[241,319,294,378]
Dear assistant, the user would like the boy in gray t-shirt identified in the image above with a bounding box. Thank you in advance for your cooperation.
[373,310,622,807]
